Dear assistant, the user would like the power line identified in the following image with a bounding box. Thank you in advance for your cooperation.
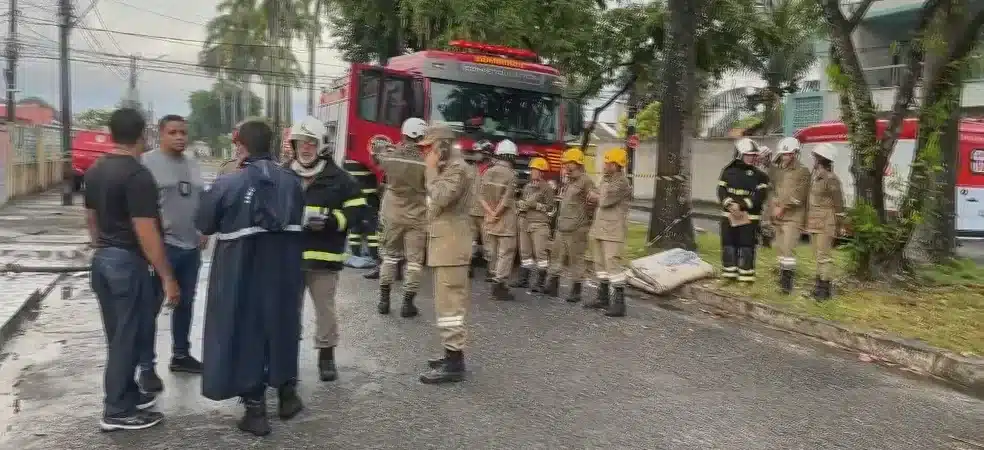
[20,53,345,87]
[72,0,97,24]
[90,4,122,54]
[103,0,206,26]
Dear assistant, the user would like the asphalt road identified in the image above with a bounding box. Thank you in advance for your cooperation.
[0,260,981,449]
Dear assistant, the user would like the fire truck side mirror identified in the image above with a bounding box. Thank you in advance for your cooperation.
[411,77,426,118]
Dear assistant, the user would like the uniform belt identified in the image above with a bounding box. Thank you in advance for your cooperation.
[215,224,304,241]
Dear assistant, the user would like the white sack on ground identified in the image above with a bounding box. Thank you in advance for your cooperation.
[629,248,715,295]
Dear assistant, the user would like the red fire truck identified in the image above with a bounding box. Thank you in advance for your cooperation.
[310,40,584,186]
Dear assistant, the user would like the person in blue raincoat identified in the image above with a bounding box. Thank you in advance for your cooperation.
[195,119,306,437]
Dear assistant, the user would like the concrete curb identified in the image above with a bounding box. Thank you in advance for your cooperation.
[0,274,65,350]
[670,284,984,396]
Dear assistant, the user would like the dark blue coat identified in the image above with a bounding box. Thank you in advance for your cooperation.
[195,156,305,401]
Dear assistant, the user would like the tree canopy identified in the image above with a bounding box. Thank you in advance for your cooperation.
[187,81,262,155]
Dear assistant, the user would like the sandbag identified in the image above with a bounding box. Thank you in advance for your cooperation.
[628,248,715,295]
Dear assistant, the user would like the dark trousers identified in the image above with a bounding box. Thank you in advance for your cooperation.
[139,245,202,371]
[91,247,155,417]
[350,206,381,260]
[720,219,759,282]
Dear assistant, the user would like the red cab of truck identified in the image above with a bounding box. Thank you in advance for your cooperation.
[307,40,584,188]
[71,129,115,190]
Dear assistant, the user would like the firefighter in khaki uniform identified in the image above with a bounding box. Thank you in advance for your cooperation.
[769,137,811,294]
[418,122,473,384]
[372,118,429,317]
[289,116,366,382]
[481,139,520,300]
[468,141,494,278]
[806,143,845,301]
[513,157,555,291]
[544,148,596,303]
[717,138,770,283]
[585,148,632,317]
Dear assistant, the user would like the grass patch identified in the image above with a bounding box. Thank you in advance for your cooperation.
[625,224,984,356]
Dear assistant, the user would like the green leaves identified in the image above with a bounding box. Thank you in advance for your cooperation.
[186,81,263,154]
[73,109,113,130]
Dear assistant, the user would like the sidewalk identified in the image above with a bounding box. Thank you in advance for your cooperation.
[0,190,88,348]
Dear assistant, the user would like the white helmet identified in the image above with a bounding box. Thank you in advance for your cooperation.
[290,115,330,157]
[776,137,801,155]
[734,137,760,156]
[401,117,427,139]
[495,139,518,157]
[812,143,838,162]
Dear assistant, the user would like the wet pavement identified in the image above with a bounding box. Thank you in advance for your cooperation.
[0,257,982,449]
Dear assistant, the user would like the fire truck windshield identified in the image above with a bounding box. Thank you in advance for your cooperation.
[429,79,559,143]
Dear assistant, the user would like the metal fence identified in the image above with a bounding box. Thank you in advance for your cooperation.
[9,124,69,164]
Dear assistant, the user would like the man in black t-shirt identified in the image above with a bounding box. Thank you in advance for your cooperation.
[83,108,179,432]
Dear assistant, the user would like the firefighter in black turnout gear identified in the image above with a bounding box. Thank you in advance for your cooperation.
[717,138,770,283]
[290,116,367,383]
[344,157,382,268]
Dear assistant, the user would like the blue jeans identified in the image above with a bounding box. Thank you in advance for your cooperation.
[138,244,202,371]
[91,247,155,417]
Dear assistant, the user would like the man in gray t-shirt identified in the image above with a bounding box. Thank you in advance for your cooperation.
[137,115,206,392]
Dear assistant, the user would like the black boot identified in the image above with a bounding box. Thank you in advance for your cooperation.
[544,275,560,297]
[585,281,609,309]
[377,284,391,315]
[492,282,515,301]
[400,292,419,318]
[779,269,794,294]
[510,267,531,288]
[237,394,271,436]
[820,280,833,300]
[811,277,823,300]
[318,347,337,381]
[364,266,380,279]
[605,286,626,317]
[721,245,738,281]
[419,349,466,384]
[277,383,304,420]
[565,282,582,303]
[531,269,548,293]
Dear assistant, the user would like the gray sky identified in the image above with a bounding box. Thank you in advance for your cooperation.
[9,0,800,126]
[12,0,346,120]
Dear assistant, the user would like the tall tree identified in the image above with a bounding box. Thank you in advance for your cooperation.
[187,81,263,156]
[648,0,700,251]
[820,0,984,278]
[743,0,823,134]
[74,108,113,130]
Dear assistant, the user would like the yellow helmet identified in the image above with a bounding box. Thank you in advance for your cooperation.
[604,147,628,167]
[529,157,549,171]
[561,148,585,165]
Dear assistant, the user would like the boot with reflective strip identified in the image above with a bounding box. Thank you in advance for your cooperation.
[237,394,270,436]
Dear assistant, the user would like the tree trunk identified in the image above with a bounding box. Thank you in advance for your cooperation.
[648,0,697,251]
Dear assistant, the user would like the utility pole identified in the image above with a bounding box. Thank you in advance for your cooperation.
[128,55,136,92]
[58,0,73,206]
[5,0,17,123]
